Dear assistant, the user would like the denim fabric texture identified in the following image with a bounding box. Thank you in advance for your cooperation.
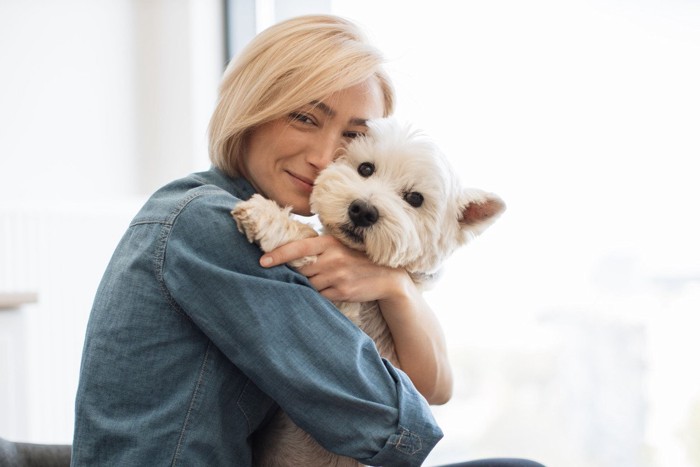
[71,167,443,466]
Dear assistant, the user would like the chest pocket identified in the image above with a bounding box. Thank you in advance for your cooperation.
[237,379,277,435]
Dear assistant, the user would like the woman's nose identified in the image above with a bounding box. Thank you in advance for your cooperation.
[307,133,342,170]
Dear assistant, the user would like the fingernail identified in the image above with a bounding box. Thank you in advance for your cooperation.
[260,256,272,267]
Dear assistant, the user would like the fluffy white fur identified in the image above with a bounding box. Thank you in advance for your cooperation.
[231,118,505,466]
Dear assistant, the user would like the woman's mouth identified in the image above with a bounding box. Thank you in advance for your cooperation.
[287,171,314,193]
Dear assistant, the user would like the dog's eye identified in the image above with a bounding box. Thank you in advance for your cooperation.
[404,192,424,208]
[357,162,375,178]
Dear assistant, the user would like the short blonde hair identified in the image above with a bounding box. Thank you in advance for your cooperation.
[208,15,395,176]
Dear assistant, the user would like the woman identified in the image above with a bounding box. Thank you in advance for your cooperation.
[73,14,442,467]
[72,14,542,467]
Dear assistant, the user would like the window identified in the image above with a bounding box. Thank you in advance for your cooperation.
[226,2,700,465]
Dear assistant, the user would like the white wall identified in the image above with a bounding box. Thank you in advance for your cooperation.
[0,0,222,203]
[0,1,139,201]
[0,0,223,443]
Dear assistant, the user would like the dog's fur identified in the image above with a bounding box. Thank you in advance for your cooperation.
[231,118,505,466]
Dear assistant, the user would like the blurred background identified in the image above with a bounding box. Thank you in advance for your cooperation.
[1,1,699,466]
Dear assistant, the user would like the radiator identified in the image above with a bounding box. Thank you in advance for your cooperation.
[0,199,142,443]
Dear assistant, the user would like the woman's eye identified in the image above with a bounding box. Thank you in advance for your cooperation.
[289,112,315,125]
[404,191,424,208]
[357,162,375,177]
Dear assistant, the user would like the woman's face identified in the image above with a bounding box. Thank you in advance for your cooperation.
[240,78,385,216]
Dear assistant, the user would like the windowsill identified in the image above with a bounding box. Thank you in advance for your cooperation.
[0,292,38,310]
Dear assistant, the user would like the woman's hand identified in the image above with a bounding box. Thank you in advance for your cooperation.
[261,235,401,303]
[260,235,454,405]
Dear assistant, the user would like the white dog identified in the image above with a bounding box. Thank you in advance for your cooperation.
[232,118,505,466]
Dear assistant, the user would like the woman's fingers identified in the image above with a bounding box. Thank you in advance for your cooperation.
[260,236,339,267]
[259,234,403,303]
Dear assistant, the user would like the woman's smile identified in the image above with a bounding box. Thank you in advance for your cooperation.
[286,170,315,194]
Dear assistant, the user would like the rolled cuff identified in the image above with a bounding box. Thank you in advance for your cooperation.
[362,361,444,467]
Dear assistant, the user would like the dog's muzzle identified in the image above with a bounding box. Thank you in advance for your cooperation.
[348,200,378,227]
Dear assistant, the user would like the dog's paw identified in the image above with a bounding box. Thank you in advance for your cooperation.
[231,194,290,246]
[231,194,319,254]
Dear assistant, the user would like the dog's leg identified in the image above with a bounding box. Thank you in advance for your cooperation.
[231,194,319,267]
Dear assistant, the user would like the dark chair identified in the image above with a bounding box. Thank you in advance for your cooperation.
[0,437,71,467]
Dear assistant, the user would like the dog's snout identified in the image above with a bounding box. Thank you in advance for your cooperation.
[348,200,379,227]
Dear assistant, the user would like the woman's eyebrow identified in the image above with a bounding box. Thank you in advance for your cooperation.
[310,100,335,117]
[309,100,369,126]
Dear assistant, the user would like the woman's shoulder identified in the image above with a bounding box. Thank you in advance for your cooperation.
[132,168,256,227]
[153,172,308,285]
[128,168,288,280]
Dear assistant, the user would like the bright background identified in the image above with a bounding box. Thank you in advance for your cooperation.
[1,1,699,466]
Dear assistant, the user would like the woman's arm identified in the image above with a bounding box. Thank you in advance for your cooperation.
[163,195,443,465]
[260,235,454,405]
[375,271,453,405]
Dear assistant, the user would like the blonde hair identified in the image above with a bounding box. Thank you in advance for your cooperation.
[208,15,395,176]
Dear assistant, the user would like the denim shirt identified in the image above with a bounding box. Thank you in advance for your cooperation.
[72,168,443,466]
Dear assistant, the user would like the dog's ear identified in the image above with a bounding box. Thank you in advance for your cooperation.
[458,190,506,236]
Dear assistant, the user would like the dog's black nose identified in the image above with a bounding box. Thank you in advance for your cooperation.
[348,200,379,227]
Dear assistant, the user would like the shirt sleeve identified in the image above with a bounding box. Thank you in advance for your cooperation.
[161,190,443,466]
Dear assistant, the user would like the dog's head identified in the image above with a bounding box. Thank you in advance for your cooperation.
[310,118,505,276]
